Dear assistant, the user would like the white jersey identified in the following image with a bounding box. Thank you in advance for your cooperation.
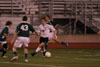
[38,24,55,38]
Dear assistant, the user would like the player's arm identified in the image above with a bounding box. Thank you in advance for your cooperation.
[51,21,59,28]
[54,24,59,28]
[36,26,41,36]
[2,27,11,42]
[30,25,40,36]
[35,30,40,36]
[4,33,10,42]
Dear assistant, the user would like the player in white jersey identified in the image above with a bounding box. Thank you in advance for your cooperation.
[31,18,56,56]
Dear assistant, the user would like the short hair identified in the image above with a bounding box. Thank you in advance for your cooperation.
[23,16,27,21]
[41,17,46,21]
[6,21,12,26]
[46,15,51,19]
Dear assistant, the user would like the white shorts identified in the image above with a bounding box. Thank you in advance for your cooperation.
[14,37,30,48]
[48,33,58,40]
[0,41,7,46]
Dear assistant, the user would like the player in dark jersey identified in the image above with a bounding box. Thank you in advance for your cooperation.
[11,16,35,62]
[43,15,69,52]
[0,21,12,58]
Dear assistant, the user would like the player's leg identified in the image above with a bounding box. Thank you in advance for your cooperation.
[31,42,45,56]
[0,43,3,52]
[31,37,44,56]
[23,39,29,63]
[41,38,49,53]
[10,39,21,61]
[54,35,69,48]
[11,46,18,61]
[43,42,48,56]
[1,43,8,58]
[43,38,49,56]
[24,47,28,62]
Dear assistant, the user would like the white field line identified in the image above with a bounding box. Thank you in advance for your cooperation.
[74,58,100,61]
[0,62,66,67]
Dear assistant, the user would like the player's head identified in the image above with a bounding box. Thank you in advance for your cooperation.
[45,15,51,22]
[23,16,28,21]
[6,21,12,28]
[41,18,46,25]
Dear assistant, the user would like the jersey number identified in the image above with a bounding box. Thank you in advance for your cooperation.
[21,25,28,31]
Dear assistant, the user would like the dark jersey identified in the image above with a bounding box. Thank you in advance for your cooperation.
[0,27,9,41]
[16,22,35,37]
[47,21,57,27]
[47,21,57,33]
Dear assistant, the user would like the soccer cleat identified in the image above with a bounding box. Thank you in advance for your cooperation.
[61,42,70,48]
[10,56,18,61]
[2,56,8,58]
[31,52,37,56]
[66,43,70,48]
[43,52,46,56]
[25,59,28,63]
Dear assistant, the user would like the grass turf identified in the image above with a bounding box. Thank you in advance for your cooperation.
[0,48,100,67]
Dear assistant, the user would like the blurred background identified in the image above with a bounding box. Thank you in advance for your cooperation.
[0,0,100,35]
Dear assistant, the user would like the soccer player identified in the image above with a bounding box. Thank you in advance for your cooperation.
[45,15,69,48]
[0,21,12,58]
[11,16,35,62]
[31,18,56,56]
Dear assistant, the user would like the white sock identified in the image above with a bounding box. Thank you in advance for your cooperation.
[35,47,41,53]
[43,46,46,52]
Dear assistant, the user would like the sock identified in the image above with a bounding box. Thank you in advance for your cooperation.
[35,47,41,53]
[43,51,46,56]
[60,41,66,45]
[13,51,17,57]
[25,53,28,59]
[43,45,47,52]
[43,46,46,56]
[45,43,48,50]
[2,49,7,57]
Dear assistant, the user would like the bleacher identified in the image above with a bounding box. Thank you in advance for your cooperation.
[0,0,100,34]
[0,0,39,15]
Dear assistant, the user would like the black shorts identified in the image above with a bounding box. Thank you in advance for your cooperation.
[3,43,8,49]
[40,37,49,44]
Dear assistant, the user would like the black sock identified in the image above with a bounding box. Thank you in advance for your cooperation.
[31,52,37,56]
[43,51,46,56]
[2,49,7,57]
[45,44,48,50]
[60,41,66,45]
[13,51,17,57]
[25,53,28,59]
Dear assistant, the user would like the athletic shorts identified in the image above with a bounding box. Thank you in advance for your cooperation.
[40,37,49,44]
[14,37,30,48]
[0,41,8,49]
[48,33,58,40]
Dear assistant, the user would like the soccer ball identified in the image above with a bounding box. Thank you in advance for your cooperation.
[45,52,51,57]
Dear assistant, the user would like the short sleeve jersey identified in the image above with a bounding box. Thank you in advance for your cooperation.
[16,22,35,37]
[0,27,9,41]
[38,24,55,38]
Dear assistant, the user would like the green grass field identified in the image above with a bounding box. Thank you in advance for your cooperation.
[0,48,100,67]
